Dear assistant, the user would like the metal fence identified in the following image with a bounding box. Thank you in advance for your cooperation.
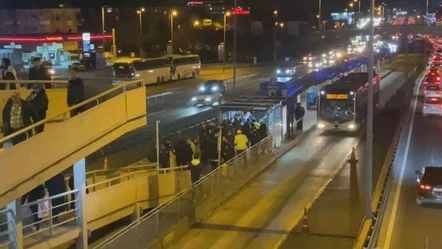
[94,135,274,249]
[0,189,80,248]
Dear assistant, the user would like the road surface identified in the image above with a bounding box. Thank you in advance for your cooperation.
[164,71,406,249]
[376,70,442,249]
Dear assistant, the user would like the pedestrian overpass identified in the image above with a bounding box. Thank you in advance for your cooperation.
[0,79,193,249]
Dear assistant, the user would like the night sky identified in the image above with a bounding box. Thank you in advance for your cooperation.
[0,0,429,18]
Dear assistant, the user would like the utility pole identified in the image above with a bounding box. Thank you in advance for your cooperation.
[365,0,375,220]
[156,121,160,171]
[318,0,322,36]
[233,0,237,90]
[101,7,105,52]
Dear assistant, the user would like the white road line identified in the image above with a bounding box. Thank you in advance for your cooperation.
[383,74,423,249]
[147,110,166,117]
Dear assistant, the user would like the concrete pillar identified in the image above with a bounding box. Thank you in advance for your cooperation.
[4,143,23,249]
[73,158,88,249]
[7,200,23,249]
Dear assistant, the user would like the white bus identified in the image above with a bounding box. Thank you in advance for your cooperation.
[170,54,201,80]
[112,57,171,85]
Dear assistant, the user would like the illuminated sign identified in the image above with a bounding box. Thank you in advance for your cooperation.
[82,33,91,42]
[187,1,203,5]
[0,34,113,43]
[231,7,250,15]
[326,94,349,100]
[45,36,63,42]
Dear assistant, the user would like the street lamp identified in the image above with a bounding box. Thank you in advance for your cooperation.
[223,11,231,72]
[101,6,111,52]
[273,10,278,61]
[137,8,145,57]
[354,0,361,14]
[170,10,177,54]
[349,3,354,11]
[194,20,200,27]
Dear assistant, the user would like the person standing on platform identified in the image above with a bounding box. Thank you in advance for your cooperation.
[28,58,52,89]
[27,84,49,133]
[1,58,17,90]
[234,130,248,155]
[67,67,85,117]
[2,91,37,145]
[295,102,306,131]
[190,153,203,184]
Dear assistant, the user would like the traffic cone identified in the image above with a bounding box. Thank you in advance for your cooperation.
[103,156,108,169]
[302,208,309,234]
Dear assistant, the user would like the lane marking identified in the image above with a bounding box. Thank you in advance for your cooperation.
[147,110,166,117]
[383,72,423,249]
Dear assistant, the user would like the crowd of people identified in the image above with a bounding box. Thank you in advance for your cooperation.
[0,58,86,231]
[157,114,268,184]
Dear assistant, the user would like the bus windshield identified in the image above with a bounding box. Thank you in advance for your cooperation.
[113,63,134,77]
[320,99,354,124]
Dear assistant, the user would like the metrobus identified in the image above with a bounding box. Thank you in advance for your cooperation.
[169,54,201,80]
[317,72,380,132]
[112,57,171,85]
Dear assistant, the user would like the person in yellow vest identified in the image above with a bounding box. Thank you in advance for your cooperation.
[190,153,203,184]
[234,129,248,155]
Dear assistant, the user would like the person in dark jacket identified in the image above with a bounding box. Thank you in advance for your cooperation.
[189,153,203,184]
[159,143,170,168]
[221,136,235,163]
[27,84,49,133]
[2,92,38,145]
[45,174,67,223]
[295,102,306,131]
[67,67,85,117]
[1,58,17,90]
[174,138,193,166]
[21,185,45,231]
[28,57,52,89]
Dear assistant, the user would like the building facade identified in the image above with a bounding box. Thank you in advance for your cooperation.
[0,8,81,35]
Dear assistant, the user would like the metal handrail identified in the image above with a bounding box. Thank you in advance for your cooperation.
[85,165,189,191]
[0,78,144,144]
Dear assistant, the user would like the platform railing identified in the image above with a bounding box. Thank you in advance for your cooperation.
[94,135,274,249]
[0,78,144,146]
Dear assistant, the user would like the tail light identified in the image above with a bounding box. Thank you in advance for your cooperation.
[438,91,442,94]
[424,90,429,94]
[424,105,428,109]
[420,184,432,190]
[438,77,441,81]
[424,81,429,85]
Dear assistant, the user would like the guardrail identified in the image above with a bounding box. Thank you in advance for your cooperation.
[0,78,144,146]
[93,133,276,249]
[146,92,173,103]
[0,189,80,247]
[353,64,425,249]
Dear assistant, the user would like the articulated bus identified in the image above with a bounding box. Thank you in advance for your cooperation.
[112,57,171,85]
[170,54,201,80]
[317,72,380,132]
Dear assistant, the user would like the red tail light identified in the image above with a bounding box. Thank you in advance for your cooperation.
[425,90,429,94]
[420,184,432,190]
[424,81,429,85]
[424,105,428,109]
[438,77,440,81]
[431,97,438,101]
[438,91,442,94]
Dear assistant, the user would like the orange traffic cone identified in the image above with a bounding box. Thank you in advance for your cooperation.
[302,208,309,234]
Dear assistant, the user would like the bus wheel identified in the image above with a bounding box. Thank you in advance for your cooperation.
[161,76,165,82]
[192,71,196,78]
[157,77,161,84]
[178,74,181,80]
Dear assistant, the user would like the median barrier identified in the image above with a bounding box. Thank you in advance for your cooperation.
[353,65,425,249]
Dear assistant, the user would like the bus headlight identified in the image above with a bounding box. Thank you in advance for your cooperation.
[276,69,281,74]
[348,123,356,129]
[199,86,206,91]
[286,69,291,74]
[318,123,325,129]
[211,86,219,92]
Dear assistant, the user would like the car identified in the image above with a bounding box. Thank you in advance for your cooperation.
[275,65,296,76]
[424,85,442,97]
[415,167,442,205]
[198,80,226,94]
[69,61,86,71]
[308,60,323,70]
[303,54,315,63]
[422,96,442,116]
[191,91,223,106]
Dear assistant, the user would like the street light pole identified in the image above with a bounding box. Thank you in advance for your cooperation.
[273,10,278,62]
[137,8,145,57]
[170,11,177,54]
[426,0,429,15]
[366,0,375,220]
[233,0,237,90]
[101,7,105,52]
[223,12,229,73]
[318,0,322,35]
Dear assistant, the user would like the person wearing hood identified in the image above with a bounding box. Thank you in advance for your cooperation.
[1,58,17,90]
[27,84,49,133]
[28,57,52,89]
[67,67,85,117]
[190,153,203,184]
